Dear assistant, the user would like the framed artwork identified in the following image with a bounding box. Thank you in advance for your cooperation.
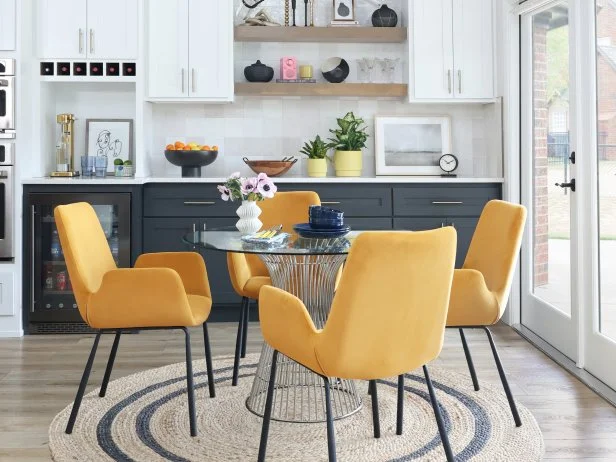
[86,119,134,173]
[375,116,452,176]
[333,0,355,21]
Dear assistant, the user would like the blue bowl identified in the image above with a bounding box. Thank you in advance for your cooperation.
[310,217,345,229]
[309,206,344,220]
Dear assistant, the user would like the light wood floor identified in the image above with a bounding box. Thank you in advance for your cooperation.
[1,324,615,461]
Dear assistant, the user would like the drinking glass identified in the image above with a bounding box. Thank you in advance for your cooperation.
[356,59,368,82]
[384,58,400,83]
[364,58,376,83]
[95,156,108,177]
[80,156,95,177]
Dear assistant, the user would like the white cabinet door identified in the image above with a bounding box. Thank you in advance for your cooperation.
[38,0,87,58]
[0,0,16,51]
[87,0,138,59]
[412,0,454,99]
[187,0,233,100]
[452,0,494,99]
[147,0,189,98]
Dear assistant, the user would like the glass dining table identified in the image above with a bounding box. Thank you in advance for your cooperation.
[183,228,363,423]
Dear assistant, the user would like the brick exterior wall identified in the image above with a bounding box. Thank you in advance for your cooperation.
[597,2,616,160]
[533,15,550,287]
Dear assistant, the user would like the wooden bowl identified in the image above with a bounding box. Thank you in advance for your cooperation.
[243,157,298,177]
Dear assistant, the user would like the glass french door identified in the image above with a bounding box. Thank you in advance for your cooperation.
[521,0,579,361]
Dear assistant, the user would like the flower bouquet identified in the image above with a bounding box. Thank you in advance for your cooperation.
[218,172,277,235]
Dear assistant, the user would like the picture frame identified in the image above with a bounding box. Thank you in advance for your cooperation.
[375,116,452,176]
[333,0,355,21]
[86,119,134,174]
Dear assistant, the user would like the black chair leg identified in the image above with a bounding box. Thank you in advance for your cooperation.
[323,377,337,462]
[66,331,102,434]
[203,323,216,398]
[182,328,197,437]
[396,374,404,435]
[241,299,249,358]
[258,350,279,462]
[232,297,247,386]
[99,330,121,398]
[369,380,380,438]
[484,327,522,427]
[423,365,454,462]
[459,328,480,391]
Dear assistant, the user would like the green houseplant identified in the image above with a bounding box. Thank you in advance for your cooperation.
[328,112,369,177]
[299,135,330,177]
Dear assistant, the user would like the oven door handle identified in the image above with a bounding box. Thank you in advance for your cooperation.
[31,206,36,312]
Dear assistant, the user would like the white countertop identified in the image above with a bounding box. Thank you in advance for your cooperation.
[22,175,505,185]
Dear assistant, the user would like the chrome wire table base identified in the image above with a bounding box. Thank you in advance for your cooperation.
[246,251,362,423]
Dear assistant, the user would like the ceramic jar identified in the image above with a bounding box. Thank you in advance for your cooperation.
[372,4,398,27]
[244,60,274,82]
[236,200,263,235]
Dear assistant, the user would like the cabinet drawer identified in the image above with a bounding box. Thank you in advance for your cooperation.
[345,218,393,230]
[393,184,500,217]
[144,184,235,218]
[278,184,392,217]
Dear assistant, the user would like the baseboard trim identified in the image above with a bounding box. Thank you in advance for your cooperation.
[0,329,24,338]
[512,324,616,408]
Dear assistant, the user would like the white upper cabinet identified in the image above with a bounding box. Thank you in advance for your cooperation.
[38,0,87,59]
[147,0,233,101]
[0,0,16,51]
[452,0,494,99]
[87,0,138,60]
[38,0,138,59]
[147,0,189,98]
[412,0,494,101]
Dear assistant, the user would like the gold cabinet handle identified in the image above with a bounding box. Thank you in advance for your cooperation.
[184,201,215,205]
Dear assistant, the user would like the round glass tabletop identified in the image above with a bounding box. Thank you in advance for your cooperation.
[183,227,360,255]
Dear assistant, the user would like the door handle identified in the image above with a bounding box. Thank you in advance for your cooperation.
[447,70,452,94]
[90,29,94,54]
[569,151,576,164]
[458,70,462,94]
[30,206,36,312]
[184,201,215,205]
[192,68,196,93]
[181,69,185,93]
[79,29,84,54]
[555,178,576,192]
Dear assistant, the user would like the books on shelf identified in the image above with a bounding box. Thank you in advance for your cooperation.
[329,21,360,27]
[275,79,317,83]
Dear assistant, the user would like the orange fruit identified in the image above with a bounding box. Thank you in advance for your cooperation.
[174,141,185,149]
[202,145,211,151]
[211,145,219,151]
[165,144,175,151]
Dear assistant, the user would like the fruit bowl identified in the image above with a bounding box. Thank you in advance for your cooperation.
[243,157,297,177]
[164,150,218,178]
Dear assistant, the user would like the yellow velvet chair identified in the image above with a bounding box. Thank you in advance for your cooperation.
[227,191,320,385]
[55,203,216,437]
[446,200,527,428]
[257,228,458,462]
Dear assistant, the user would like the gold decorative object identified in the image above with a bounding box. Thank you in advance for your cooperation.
[299,65,313,79]
[310,0,315,26]
[285,0,290,26]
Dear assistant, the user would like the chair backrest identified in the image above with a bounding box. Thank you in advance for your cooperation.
[54,202,117,323]
[317,228,457,379]
[241,191,321,278]
[463,200,527,309]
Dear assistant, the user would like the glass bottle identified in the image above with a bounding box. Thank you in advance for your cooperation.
[55,134,69,172]
[109,228,120,260]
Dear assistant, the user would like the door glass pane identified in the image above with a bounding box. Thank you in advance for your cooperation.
[532,3,572,315]
[596,1,616,339]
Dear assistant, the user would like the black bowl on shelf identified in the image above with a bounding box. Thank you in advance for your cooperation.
[244,60,274,82]
[321,57,350,84]
[164,150,218,178]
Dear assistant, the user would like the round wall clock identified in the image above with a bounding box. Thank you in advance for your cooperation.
[439,154,458,175]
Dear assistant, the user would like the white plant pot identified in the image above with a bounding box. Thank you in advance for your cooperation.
[236,200,262,235]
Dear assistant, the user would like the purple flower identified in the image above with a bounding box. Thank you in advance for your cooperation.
[241,177,258,196]
[257,175,277,198]
[217,185,230,201]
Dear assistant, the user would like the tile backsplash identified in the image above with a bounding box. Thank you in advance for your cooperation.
[150,98,503,179]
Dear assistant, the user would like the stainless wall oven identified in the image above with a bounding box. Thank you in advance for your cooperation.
[0,138,13,260]
[0,59,15,135]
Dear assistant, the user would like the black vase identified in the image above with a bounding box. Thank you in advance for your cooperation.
[372,4,398,27]
[244,60,274,82]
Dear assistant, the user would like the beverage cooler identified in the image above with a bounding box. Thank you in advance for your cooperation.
[25,193,131,333]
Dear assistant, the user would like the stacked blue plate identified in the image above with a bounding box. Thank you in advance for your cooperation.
[293,223,351,239]
[294,206,350,238]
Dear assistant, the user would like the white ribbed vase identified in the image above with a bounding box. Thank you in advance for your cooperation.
[236,200,262,235]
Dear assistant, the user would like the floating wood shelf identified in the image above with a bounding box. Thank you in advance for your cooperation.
[234,83,408,97]
[234,26,407,43]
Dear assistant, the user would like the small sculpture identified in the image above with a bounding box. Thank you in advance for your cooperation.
[243,9,281,26]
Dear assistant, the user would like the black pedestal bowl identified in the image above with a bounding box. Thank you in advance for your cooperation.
[164,150,218,178]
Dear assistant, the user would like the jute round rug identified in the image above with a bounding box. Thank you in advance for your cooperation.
[49,354,544,461]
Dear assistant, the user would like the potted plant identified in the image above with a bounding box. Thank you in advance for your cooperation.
[328,112,369,177]
[218,172,277,235]
[299,135,330,177]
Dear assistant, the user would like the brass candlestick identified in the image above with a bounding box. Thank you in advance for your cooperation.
[285,0,289,26]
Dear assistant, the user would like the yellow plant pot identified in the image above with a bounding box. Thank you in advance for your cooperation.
[334,150,362,177]
[307,158,327,177]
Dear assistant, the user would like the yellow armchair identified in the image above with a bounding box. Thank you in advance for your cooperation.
[446,200,527,428]
[227,191,321,386]
[55,203,215,438]
[257,228,458,462]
